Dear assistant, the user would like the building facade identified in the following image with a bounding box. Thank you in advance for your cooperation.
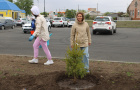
[0,0,26,19]
[128,0,140,20]
[85,8,102,16]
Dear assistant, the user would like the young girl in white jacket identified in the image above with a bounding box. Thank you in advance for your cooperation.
[28,6,53,65]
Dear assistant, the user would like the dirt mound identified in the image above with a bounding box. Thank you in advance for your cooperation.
[0,71,140,90]
[0,55,140,90]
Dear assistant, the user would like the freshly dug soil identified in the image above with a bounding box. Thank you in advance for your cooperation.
[0,55,140,90]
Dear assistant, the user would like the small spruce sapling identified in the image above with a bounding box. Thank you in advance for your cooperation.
[65,32,87,83]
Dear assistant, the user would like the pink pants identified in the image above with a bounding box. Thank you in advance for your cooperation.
[33,37,52,60]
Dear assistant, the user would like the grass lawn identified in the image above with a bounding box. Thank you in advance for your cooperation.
[86,20,140,28]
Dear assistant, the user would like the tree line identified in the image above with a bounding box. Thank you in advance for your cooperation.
[8,0,129,20]
[8,0,33,15]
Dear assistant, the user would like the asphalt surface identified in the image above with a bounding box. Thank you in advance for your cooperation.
[0,26,140,63]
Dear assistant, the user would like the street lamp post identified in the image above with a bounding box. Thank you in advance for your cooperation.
[97,1,98,16]
[97,0,98,16]
[78,4,79,12]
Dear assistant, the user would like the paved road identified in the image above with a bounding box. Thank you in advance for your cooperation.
[0,27,140,63]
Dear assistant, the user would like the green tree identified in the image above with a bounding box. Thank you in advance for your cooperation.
[65,33,87,83]
[104,12,111,16]
[65,9,76,18]
[85,14,90,20]
[8,0,13,2]
[40,12,49,17]
[118,12,125,17]
[14,0,33,15]
[57,13,64,17]
[78,10,86,13]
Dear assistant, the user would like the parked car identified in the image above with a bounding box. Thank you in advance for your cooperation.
[52,17,68,27]
[22,20,32,33]
[49,19,53,27]
[92,16,117,35]
[16,18,27,26]
[0,19,15,30]
[68,18,75,27]
[4,17,17,27]
[46,19,51,32]
[22,20,51,33]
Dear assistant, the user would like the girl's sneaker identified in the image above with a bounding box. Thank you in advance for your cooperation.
[28,59,38,64]
[44,60,54,65]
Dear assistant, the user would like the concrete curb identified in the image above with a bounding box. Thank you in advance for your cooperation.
[0,54,140,64]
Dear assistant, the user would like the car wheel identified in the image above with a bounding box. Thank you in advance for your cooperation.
[24,31,27,33]
[110,29,114,35]
[48,26,51,32]
[114,28,116,33]
[62,24,64,27]
[1,26,5,30]
[93,31,96,35]
[11,25,14,29]
[66,23,68,27]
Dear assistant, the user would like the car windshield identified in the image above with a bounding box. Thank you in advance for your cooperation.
[22,19,26,20]
[15,18,20,21]
[0,19,5,23]
[54,18,61,20]
[94,17,109,21]
[70,18,75,21]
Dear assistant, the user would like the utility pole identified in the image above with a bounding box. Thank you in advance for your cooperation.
[97,2,98,16]
[44,0,45,17]
[37,0,39,7]
[78,4,79,12]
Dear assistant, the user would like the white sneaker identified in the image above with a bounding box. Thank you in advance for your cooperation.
[44,60,54,65]
[28,58,38,64]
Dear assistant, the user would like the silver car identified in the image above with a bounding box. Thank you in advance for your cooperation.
[0,19,15,30]
[68,18,75,27]
[52,17,68,27]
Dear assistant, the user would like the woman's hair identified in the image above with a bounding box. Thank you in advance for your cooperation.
[76,12,84,21]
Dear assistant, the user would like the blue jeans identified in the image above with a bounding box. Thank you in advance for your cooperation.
[80,47,89,70]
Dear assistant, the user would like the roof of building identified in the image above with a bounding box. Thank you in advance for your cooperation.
[20,10,26,13]
[0,0,21,11]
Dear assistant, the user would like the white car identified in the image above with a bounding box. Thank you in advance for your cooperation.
[92,16,117,35]
[46,19,51,32]
[52,17,68,27]
[22,21,32,33]
[16,18,27,26]
[22,20,51,33]
[68,18,75,27]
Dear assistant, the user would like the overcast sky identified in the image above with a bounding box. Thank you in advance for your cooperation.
[16,0,133,13]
